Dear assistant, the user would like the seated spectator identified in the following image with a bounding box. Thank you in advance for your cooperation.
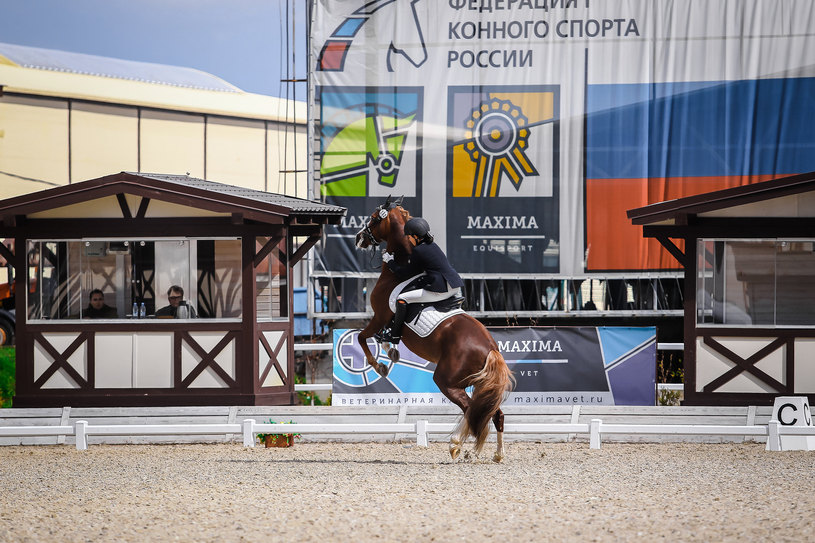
[155,285,197,319]
[84,289,118,319]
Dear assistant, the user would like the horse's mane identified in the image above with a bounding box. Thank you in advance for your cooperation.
[386,205,413,256]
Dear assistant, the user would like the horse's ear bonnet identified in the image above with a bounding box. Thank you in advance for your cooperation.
[381,195,404,211]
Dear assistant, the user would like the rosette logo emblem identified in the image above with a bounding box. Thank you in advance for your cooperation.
[463,98,539,198]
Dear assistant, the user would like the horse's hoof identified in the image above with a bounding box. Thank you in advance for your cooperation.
[376,363,389,377]
[449,444,460,460]
[493,452,505,463]
[388,347,400,362]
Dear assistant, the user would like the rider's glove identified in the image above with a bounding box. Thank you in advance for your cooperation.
[381,251,394,263]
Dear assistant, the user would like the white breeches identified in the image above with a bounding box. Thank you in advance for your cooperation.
[397,284,462,305]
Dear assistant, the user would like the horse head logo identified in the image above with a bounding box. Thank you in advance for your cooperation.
[318,0,428,72]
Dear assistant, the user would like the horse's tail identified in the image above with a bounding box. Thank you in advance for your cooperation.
[466,350,515,454]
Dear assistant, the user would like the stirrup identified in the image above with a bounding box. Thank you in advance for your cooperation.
[375,328,398,344]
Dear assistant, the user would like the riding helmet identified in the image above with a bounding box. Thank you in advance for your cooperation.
[404,217,433,243]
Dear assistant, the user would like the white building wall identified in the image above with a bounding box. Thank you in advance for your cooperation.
[0,95,69,193]
[139,109,206,178]
[71,102,139,181]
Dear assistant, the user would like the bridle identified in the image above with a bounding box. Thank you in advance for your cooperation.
[361,206,388,247]
[361,195,403,247]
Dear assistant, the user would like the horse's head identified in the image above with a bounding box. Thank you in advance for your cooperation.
[354,196,409,250]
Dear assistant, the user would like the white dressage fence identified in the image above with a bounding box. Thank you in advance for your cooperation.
[2,417,813,451]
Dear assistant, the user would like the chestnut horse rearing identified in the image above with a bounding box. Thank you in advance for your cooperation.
[354,199,515,462]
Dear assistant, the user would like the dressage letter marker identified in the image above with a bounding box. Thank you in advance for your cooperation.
[767,396,815,451]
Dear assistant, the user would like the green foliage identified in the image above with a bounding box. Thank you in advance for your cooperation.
[256,419,301,444]
[294,374,331,406]
[0,347,14,408]
[658,388,682,406]
[657,351,684,406]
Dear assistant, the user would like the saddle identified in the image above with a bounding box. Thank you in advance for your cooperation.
[378,274,467,340]
[402,295,465,324]
[375,295,465,344]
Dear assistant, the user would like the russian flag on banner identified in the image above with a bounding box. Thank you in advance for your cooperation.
[585,77,815,271]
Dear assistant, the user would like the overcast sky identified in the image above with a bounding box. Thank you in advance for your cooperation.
[0,0,309,99]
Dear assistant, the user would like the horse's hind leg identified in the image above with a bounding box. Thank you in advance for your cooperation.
[492,409,506,463]
[434,380,471,460]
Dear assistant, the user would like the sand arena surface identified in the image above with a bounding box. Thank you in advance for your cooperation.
[1,441,813,542]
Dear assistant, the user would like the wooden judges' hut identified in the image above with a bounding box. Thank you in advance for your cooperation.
[0,172,345,407]
[628,171,815,406]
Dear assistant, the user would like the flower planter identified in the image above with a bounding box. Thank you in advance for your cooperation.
[264,434,294,448]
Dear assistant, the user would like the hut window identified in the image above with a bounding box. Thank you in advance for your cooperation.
[255,236,288,320]
[26,238,242,320]
[697,239,815,326]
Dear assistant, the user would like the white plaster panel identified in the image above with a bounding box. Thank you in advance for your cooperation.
[144,199,229,219]
[214,341,235,380]
[190,366,228,389]
[123,194,142,217]
[35,333,87,389]
[40,332,81,353]
[718,371,779,394]
[66,343,88,381]
[33,340,53,382]
[276,338,288,379]
[29,195,124,219]
[715,337,776,360]
[133,333,173,388]
[752,347,786,388]
[181,336,228,389]
[695,338,735,392]
[42,369,79,389]
[794,339,815,394]
[696,337,786,393]
[260,330,286,387]
[95,333,133,388]
[260,338,284,387]
[188,331,235,380]
[181,341,200,383]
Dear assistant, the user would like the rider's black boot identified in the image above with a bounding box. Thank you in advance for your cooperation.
[389,299,408,343]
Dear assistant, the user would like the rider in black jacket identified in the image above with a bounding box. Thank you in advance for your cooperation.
[381,217,463,343]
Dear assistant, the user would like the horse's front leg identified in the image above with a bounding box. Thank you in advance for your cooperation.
[358,318,390,377]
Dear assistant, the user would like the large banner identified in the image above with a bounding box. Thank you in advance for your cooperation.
[332,326,656,405]
[311,0,815,274]
[317,86,424,271]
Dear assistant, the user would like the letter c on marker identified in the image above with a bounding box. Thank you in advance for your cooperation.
[778,403,798,425]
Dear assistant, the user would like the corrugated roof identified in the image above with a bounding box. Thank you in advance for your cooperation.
[132,173,346,216]
[0,41,240,93]
[0,172,346,225]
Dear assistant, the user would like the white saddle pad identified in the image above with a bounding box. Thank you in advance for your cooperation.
[388,274,465,338]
